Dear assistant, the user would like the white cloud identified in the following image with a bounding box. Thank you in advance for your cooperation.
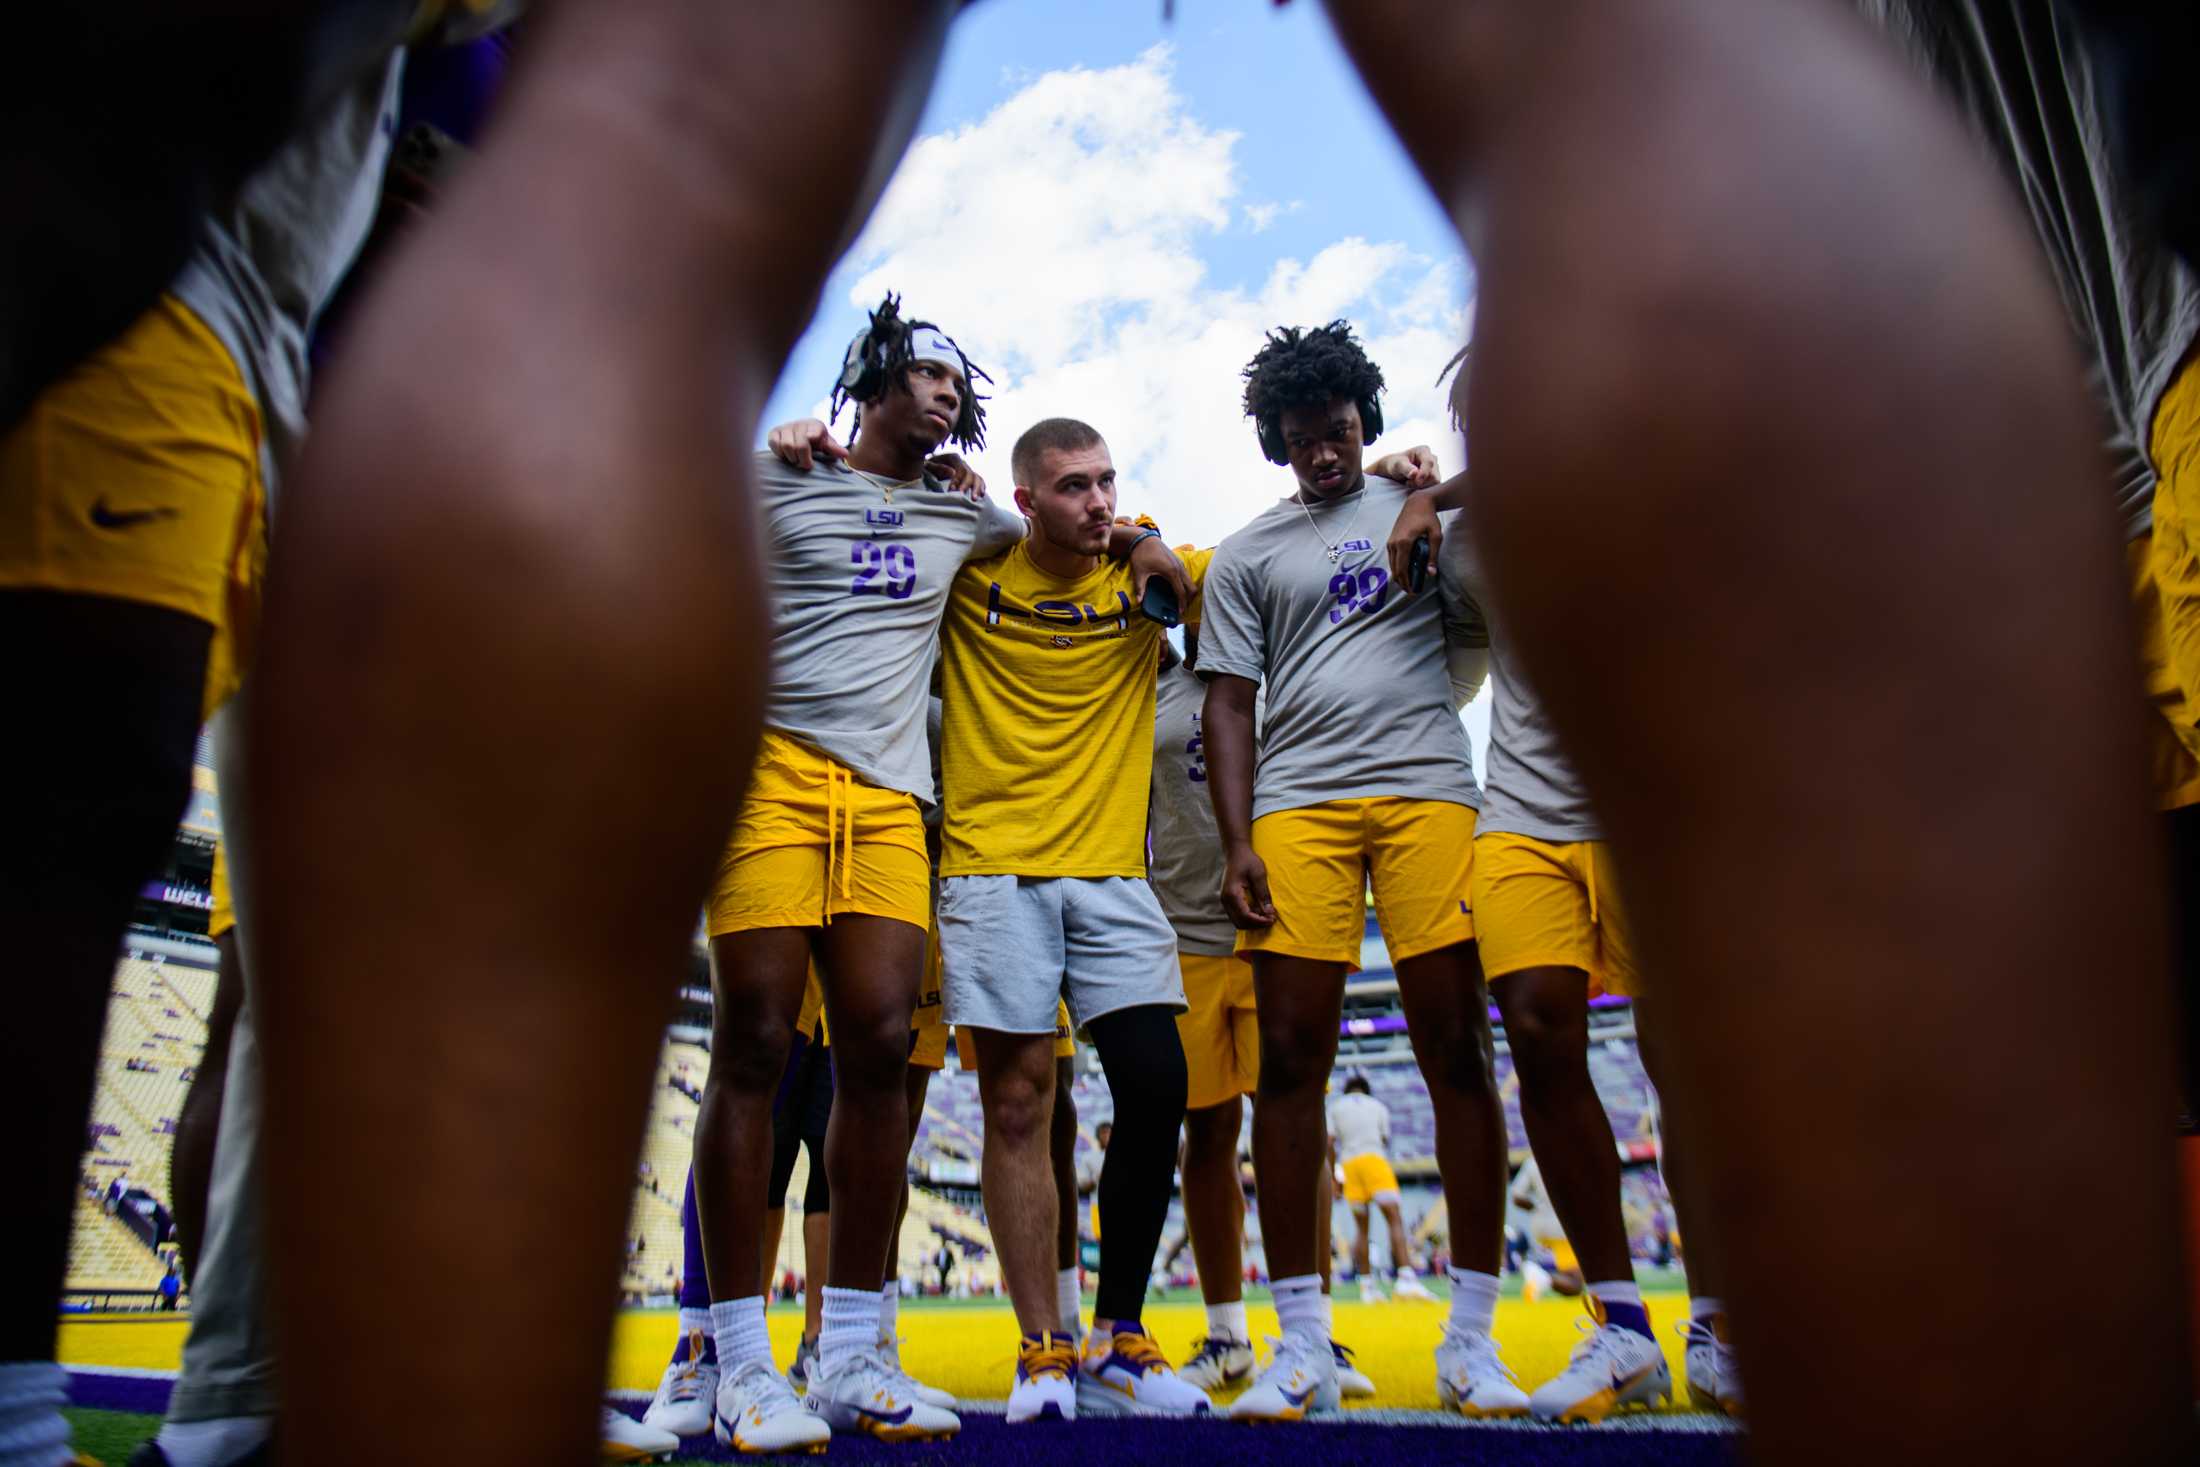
[1243,200,1301,233]
[821,44,1473,554]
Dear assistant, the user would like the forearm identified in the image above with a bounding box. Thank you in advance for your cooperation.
[1413,471,1470,513]
[1202,682,1259,848]
[1106,521,1160,560]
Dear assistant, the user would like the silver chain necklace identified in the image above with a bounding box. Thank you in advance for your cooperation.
[1295,486,1367,564]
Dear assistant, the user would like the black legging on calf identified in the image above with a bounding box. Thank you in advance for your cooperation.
[1084,1004,1189,1323]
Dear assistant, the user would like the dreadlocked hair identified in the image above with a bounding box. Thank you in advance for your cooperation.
[1437,342,1470,432]
[1240,319,1385,433]
[829,292,994,452]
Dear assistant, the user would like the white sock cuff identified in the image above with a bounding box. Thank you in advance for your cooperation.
[877,1289,900,1336]
[678,1306,712,1339]
[1587,1280,1643,1308]
[1272,1273,1327,1345]
[710,1296,772,1367]
[1689,1295,1724,1322]
[819,1286,884,1375]
[1445,1268,1502,1336]
[1056,1267,1082,1337]
[1205,1299,1250,1343]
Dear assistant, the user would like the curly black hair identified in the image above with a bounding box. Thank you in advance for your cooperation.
[1240,319,1385,433]
[831,293,993,452]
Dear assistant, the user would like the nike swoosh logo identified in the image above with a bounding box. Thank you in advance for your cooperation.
[90,500,181,530]
[857,1403,914,1426]
[1280,1383,1316,1407]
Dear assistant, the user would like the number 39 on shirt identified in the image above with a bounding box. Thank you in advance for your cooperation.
[1328,565,1389,625]
[850,540,917,600]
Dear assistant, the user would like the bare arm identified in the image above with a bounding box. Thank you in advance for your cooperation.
[1202,673,1273,928]
[1383,470,1469,589]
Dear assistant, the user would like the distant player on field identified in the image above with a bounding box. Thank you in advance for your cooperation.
[1326,1076,1431,1304]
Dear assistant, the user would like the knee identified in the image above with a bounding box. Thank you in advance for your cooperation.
[985,1068,1053,1147]
[824,1010,907,1094]
[1183,1103,1239,1166]
[1503,992,1588,1091]
[1094,1009,1186,1127]
[709,1020,795,1097]
[1257,1031,1331,1099]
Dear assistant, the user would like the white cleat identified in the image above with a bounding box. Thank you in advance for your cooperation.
[1357,1274,1388,1304]
[714,1359,831,1455]
[1433,1327,1530,1418]
[805,1347,961,1441]
[1681,1318,1744,1417]
[877,1333,956,1409]
[600,1405,681,1462]
[1007,1333,1079,1423]
[1178,1335,1257,1393]
[1528,1300,1673,1424]
[1227,1334,1340,1423]
[1331,1341,1376,1399]
[1076,1328,1214,1416]
[641,1333,719,1439]
[1392,1269,1434,1302]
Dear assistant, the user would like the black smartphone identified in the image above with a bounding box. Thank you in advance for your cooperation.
[1408,533,1432,593]
[1140,577,1181,627]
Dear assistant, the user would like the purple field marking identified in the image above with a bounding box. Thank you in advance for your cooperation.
[607,1400,1737,1467]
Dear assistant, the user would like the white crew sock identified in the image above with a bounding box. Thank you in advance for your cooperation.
[1056,1266,1083,1345]
[818,1286,883,1379]
[710,1296,772,1370]
[1690,1295,1724,1324]
[1204,1299,1250,1345]
[1272,1274,1326,1348]
[1446,1268,1501,1337]
[154,1416,275,1467]
[877,1288,900,1342]
[1318,1289,1335,1334]
[0,1362,69,1467]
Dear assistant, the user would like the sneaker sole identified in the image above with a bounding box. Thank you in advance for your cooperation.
[641,1410,712,1439]
[1074,1380,1213,1418]
[599,1446,674,1463]
[1006,1402,1073,1423]
[1541,1365,1673,1425]
[715,1416,831,1455]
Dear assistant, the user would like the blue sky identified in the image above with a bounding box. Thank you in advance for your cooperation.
[760,2,1465,445]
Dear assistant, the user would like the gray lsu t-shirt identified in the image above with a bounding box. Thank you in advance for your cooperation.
[1149,660,1236,956]
[1196,476,1479,821]
[757,452,1025,804]
[1438,526,1599,843]
[171,51,404,501]
[1857,0,2200,540]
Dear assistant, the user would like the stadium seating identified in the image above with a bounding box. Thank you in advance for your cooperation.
[69,956,211,1292]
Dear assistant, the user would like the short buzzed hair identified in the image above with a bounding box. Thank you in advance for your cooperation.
[1012,417,1104,488]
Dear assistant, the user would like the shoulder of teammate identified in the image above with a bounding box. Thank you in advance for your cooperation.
[964,495,1027,561]
[1190,541,1266,683]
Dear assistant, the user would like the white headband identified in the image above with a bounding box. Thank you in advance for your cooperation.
[908,326,965,375]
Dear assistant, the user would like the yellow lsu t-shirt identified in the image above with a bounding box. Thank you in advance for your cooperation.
[939,538,1212,878]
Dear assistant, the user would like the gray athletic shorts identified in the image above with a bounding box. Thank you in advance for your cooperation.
[937,874,1184,1033]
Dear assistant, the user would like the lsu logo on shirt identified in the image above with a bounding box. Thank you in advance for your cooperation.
[984,583,1135,643]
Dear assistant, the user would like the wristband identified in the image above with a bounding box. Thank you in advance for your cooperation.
[1124,527,1163,556]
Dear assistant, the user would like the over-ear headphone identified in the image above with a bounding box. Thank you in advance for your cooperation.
[836,301,902,409]
[1257,394,1384,466]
